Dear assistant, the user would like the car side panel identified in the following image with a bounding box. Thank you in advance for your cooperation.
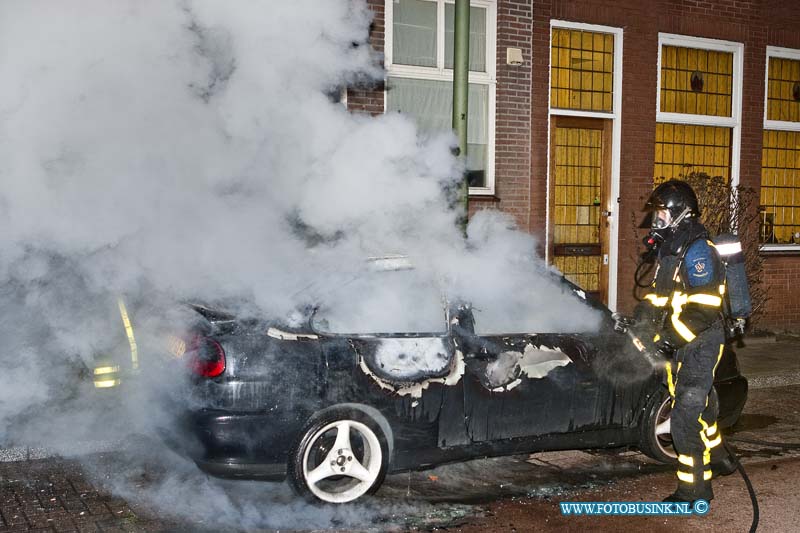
[188,332,326,467]
[319,336,460,456]
[460,334,587,441]
[457,327,660,443]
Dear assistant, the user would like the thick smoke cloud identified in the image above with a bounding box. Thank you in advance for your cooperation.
[0,0,601,527]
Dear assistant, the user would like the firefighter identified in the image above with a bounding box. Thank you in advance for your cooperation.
[637,179,735,504]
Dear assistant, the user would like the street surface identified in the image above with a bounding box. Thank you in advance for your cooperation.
[1,384,798,532]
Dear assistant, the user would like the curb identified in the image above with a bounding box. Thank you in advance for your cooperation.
[742,335,777,345]
[747,372,800,390]
[0,440,119,463]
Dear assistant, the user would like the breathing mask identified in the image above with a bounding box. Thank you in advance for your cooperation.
[641,207,692,258]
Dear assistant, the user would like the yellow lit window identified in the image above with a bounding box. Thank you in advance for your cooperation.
[760,130,800,243]
[766,56,800,123]
[654,124,731,183]
[550,28,614,113]
[660,45,733,118]
[553,255,601,292]
[552,126,602,291]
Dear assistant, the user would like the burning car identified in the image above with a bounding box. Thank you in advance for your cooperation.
[150,262,747,505]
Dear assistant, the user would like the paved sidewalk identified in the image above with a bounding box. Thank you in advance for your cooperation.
[0,458,170,532]
[736,335,800,388]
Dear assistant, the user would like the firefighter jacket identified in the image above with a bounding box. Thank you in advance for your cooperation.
[642,220,725,347]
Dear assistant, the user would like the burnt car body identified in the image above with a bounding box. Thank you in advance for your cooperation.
[171,277,747,504]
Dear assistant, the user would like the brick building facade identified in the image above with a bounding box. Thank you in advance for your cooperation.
[350,0,800,331]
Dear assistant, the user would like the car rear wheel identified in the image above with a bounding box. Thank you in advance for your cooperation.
[288,408,388,504]
[639,388,677,464]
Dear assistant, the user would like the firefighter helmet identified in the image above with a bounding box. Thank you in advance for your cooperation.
[640,179,700,229]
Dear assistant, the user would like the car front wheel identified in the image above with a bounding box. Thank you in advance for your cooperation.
[639,388,677,464]
[640,385,722,464]
[288,408,388,504]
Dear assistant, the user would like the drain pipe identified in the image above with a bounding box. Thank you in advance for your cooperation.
[452,0,470,234]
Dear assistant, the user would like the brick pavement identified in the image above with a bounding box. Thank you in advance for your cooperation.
[0,458,169,533]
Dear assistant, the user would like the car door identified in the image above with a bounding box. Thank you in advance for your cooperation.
[455,309,605,442]
[309,266,470,451]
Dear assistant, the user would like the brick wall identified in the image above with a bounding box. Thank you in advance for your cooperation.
[528,0,551,240]
[472,0,534,232]
[761,256,800,332]
[530,0,800,330]
[355,0,800,330]
[347,0,385,115]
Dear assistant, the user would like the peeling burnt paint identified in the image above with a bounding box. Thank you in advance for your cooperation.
[484,344,573,391]
[368,338,452,381]
[355,337,466,399]
[351,334,576,399]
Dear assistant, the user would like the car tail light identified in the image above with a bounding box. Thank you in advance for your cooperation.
[186,334,226,378]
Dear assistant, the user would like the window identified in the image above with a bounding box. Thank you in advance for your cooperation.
[550,28,614,113]
[765,52,800,124]
[660,46,733,117]
[386,0,496,194]
[654,124,731,182]
[654,35,742,186]
[760,47,800,247]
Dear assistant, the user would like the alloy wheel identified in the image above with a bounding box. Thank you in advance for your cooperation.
[654,396,677,460]
[301,419,383,503]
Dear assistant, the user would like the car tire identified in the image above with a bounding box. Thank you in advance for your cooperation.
[288,407,389,504]
[639,387,678,464]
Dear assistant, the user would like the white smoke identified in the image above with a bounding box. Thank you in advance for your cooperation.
[0,0,601,527]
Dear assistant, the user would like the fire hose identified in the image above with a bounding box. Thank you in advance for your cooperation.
[715,435,800,533]
[724,435,800,533]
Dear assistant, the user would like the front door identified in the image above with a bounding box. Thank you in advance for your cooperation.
[548,116,612,304]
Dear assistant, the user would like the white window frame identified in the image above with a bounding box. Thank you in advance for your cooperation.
[761,46,800,251]
[384,0,498,195]
[655,33,744,188]
[547,20,623,312]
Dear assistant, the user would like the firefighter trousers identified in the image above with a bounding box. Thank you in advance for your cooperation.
[665,321,725,499]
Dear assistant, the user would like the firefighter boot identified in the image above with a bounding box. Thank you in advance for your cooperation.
[663,479,714,504]
[664,460,714,504]
[710,445,737,477]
